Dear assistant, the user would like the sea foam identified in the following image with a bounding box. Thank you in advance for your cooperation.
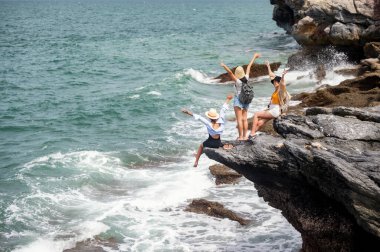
[147,91,162,96]
[183,68,220,84]
[12,221,109,252]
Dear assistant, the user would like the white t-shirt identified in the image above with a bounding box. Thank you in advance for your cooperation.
[192,103,229,136]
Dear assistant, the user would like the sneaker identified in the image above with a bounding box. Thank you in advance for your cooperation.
[248,134,256,141]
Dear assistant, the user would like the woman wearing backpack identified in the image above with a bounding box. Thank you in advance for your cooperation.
[220,53,260,140]
[248,61,291,140]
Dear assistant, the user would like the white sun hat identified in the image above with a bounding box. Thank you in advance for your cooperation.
[205,108,219,120]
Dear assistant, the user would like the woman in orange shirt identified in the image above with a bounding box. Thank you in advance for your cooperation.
[248,61,290,140]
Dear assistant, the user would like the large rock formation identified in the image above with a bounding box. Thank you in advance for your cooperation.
[214,62,281,83]
[271,0,380,47]
[292,71,380,108]
[204,106,380,251]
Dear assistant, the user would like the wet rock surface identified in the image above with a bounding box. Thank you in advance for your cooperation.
[185,199,250,226]
[204,106,380,251]
[364,42,380,58]
[63,236,118,252]
[209,164,242,185]
[292,72,380,108]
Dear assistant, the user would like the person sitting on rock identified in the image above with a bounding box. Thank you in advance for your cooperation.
[181,95,233,167]
[248,60,291,140]
[220,53,260,140]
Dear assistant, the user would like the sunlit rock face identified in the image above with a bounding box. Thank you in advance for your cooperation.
[204,105,380,251]
[271,0,380,47]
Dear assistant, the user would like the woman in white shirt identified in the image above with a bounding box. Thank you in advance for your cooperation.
[181,95,233,167]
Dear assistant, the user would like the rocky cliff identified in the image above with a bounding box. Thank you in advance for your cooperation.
[270,0,380,48]
[204,106,380,251]
[200,1,380,251]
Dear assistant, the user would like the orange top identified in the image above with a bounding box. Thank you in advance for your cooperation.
[271,89,280,105]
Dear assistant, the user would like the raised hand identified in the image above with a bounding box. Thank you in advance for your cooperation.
[282,69,289,76]
[181,108,191,115]
[226,94,233,100]
[254,53,261,59]
[265,60,270,67]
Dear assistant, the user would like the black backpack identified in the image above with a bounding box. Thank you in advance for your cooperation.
[238,80,254,104]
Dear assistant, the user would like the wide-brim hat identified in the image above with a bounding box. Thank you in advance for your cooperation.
[234,66,245,79]
[271,75,282,84]
[205,108,219,120]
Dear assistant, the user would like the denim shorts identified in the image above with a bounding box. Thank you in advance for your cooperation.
[233,95,250,110]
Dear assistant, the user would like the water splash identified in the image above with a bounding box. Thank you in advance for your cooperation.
[181,69,220,84]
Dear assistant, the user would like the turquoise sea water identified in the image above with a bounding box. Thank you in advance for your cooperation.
[0,0,334,251]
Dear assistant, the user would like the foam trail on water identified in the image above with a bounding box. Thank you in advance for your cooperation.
[182,68,220,84]
[129,94,140,99]
[147,91,162,96]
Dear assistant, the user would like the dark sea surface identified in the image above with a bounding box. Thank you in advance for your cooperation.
[1,0,348,251]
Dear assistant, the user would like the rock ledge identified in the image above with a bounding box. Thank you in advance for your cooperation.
[204,106,380,251]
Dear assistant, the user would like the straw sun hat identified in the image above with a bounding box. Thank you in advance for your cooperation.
[234,66,245,79]
[205,108,219,120]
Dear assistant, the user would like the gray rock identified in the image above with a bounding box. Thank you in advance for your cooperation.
[364,42,380,58]
[311,114,380,140]
[332,106,380,123]
[204,106,380,250]
[274,114,325,139]
[305,107,332,116]
[362,24,380,42]
[329,22,362,45]
[270,0,380,47]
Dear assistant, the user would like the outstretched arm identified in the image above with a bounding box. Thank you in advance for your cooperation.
[246,53,260,77]
[181,108,193,117]
[265,60,276,80]
[182,108,211,127]
[219,94,233,121]
[220,62,238,82]
[225,94,233,104]
[280,69,288,88]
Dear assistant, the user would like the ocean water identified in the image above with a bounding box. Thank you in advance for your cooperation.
[0,0,355,251]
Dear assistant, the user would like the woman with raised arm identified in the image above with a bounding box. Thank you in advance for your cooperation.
[181,95,233,167]
[248,61,291,140]
[220,53,260,140]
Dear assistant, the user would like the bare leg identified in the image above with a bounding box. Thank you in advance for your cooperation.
[256,118,271,132]
[194,144,203,167]
[242,109,248,140]
[250,111,274,136]
[251,113,260,136]
[234,106,244,140]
